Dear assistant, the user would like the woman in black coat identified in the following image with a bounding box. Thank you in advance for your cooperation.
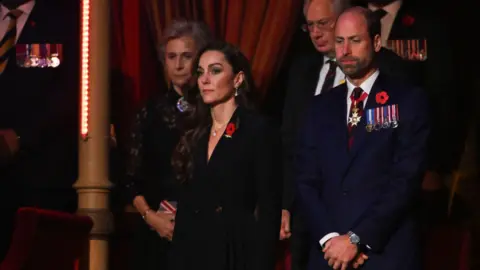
[168,41,282,270]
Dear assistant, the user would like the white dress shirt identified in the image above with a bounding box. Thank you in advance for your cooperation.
[345,70,379,122]
[0,0,35,42]
[368,0,403,46]
[319,69,380,247]
[314,56,346,96]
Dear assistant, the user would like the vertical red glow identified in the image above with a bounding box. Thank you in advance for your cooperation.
[80,0,90,138]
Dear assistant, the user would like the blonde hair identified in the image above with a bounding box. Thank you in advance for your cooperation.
[158,18,213,64]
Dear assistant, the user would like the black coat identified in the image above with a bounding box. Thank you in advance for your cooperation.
[169,107,282,270]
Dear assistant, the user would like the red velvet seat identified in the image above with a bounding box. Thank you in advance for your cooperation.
[0,207,93,270]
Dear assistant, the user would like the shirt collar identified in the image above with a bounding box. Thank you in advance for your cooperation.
[1,0,35,20]
[346,69,380,96]
[368,0,403,17]
[323,55,336,64]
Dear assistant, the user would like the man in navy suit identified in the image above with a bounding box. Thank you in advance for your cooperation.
[295,6,429,270]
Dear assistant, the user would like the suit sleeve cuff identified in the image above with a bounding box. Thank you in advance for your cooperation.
[319,232,339,247]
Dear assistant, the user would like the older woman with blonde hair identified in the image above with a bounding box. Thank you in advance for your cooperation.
[122,18,213,270]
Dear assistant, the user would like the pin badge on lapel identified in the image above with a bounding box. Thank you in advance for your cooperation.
[402,14,415,27]
[376,91,389,105]
[224,123,236,138]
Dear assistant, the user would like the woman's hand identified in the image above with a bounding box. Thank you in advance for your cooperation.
[279,209,292,240]
[145,211,176,241]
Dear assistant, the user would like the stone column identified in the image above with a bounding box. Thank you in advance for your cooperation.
[73,1,113,270]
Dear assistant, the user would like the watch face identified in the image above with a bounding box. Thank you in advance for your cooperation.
[350,234,360,244]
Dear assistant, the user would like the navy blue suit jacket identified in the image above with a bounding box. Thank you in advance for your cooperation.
[295,73,430,270]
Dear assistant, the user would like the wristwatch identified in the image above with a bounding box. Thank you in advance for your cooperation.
[347,231,360,245]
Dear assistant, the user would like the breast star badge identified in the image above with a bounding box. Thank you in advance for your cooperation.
[348,107,361,126]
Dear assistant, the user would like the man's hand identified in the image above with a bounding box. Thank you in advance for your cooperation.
[352,252,368,269]
[279,209,291,240]
[323,235,358,270]
[109,124,117,148]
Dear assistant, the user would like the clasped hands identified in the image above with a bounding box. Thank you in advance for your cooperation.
[145,210,176,241]
[323,235,368,270]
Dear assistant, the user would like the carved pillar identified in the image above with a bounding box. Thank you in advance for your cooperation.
[73,1,113,270]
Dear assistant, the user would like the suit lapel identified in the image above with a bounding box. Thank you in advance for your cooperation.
[305,54,324,97]
[17,2,43,43]
[389,7,407,40]
[325,84,350,173]
[204,107,242,169]
[389,2,418,40]
[194,129,209,179]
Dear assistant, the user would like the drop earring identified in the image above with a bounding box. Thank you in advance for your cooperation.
[234,87,239,97]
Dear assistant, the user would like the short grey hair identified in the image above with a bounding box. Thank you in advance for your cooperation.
[158,18,213,64]
[303,0,351,18]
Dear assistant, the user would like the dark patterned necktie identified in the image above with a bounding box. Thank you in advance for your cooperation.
[0,9,22,74]
[348,87,368,149]
[320,60,337,94]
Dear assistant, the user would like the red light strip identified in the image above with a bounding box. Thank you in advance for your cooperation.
[80,0,90,138]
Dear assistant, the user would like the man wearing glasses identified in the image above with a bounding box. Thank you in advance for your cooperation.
[280,1,409,269]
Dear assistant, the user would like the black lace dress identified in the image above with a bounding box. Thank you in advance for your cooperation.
[123,89,185,270]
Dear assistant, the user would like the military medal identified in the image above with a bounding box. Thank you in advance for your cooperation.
[391,104,399,128]
[50,53,60,67]
[382,106,390,128]
[419,39,427,61]
[348,101,361,126]
[38,44,48,68]
[373,107,381,130]
[21,44,31,67]
[366,108,373,132]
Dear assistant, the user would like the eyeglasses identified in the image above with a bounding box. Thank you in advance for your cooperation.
[301,19,334,32]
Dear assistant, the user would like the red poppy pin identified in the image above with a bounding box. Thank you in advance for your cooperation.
[376,91,389,105]
[225,123,236,138]
[30,21,36,27]
[402,15,415,27]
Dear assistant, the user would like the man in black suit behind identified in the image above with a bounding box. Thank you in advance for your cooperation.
[361,0,470,224]
[0,0,79,260]
[280,1,410,269]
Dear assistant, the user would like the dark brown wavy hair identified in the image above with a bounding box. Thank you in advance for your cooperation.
[171,40,257,183]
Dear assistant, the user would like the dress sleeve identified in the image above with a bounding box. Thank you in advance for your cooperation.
[122,105,150,203]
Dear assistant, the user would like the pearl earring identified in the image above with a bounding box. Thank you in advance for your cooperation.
[234,88,239,97]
